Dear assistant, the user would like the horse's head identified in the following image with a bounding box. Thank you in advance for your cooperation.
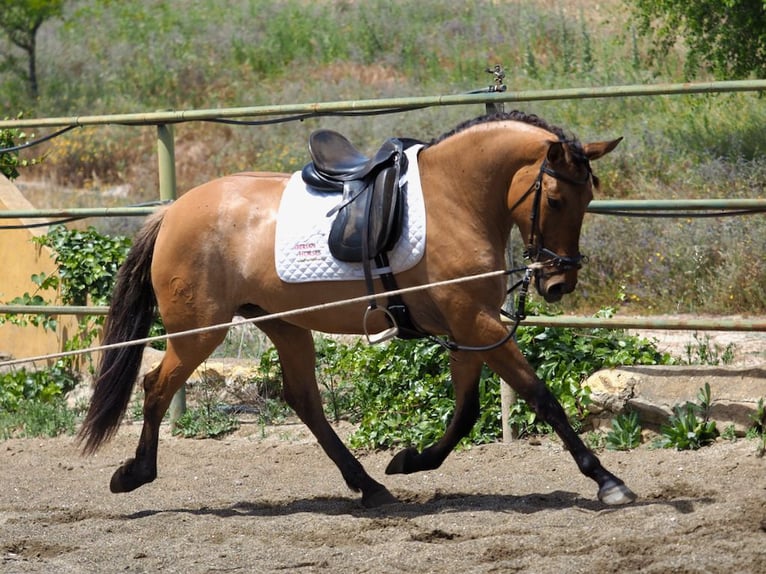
[515,137,622,303]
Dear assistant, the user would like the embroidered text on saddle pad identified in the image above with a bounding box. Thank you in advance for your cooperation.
[274,145,425,283]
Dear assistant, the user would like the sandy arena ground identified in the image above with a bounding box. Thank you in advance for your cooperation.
[1,417,765,574]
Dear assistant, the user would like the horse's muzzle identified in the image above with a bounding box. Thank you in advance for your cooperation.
[526,247,585,302]
[539,275,575,302]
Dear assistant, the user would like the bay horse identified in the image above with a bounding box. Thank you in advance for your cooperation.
[78,111,636,507]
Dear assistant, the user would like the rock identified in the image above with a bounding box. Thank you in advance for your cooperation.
[586,365,766,435]
[187,359,280,405]
[66,347,165,409]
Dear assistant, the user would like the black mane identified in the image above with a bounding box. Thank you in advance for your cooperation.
[429,110,587,163]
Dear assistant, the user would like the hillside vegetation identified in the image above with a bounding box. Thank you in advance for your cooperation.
[2,0,764,314]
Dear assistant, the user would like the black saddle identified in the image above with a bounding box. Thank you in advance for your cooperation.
[301,130,405,262]
[300,130,427,344]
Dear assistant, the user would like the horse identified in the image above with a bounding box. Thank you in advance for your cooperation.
[78,110,635,508]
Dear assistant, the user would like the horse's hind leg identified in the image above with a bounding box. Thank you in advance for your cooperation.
[109,331,226,493]
[259,320,397,508]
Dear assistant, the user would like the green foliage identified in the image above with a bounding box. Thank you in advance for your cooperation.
[627,0,766,79]
[172,404,240,439]
[32,225,131,306]
[0,360,79,439]
[657,383,719,450]
[0,360,77,412]
[172,368,240,439]
[747,398,766,457]
[750,398,766,436]
[0,117,42,180]
[322,338,488,451]
[682,333,735,366]
[508,305,675,436]
[316,310,673,450]
[0,397,77,439]
[605,411,642,451]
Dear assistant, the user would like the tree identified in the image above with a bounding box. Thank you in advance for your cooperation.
[0,0,66,98]
[628,0,766,79]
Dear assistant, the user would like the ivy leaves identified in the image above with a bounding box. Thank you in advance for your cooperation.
[32,225,131,306]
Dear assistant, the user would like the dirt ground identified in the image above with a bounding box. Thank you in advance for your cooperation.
[1,417,765,574]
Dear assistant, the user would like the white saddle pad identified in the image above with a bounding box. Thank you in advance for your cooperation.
[274,144,426,283]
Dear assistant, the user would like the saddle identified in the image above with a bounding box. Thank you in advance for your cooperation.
[301,130,424,344]
[301,130,405,262]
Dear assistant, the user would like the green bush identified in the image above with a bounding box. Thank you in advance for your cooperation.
[605,411,642,450]
[317,308,674,450]
[656,383,719,450]
[0,118,41,180]
[0,361,79,439]
[0,361,77,413]
[509,306,674,436]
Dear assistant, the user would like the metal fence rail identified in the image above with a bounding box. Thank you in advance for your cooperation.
[2,79,764,333]
[0,302,763,333]
[2,79,766,130]
[1,198,765,222]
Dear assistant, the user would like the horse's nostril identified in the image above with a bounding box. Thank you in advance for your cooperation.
[544,279,575,303]
[546,283,564,300]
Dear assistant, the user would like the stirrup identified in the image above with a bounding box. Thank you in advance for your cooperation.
[363,306,399,345]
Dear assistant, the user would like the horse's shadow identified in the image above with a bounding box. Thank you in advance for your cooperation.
[124,489,708,521]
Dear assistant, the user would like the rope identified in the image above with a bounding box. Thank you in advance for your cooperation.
[0,125,79,154]
[0,268,512,368]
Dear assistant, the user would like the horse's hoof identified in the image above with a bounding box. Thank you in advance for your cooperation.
[598,482,637,505]
[109,459,156,493]
[385,447,419,475]
[362,487,399,508]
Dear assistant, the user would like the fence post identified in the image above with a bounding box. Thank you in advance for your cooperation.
[501,236,518,443]
[157,122,185,428]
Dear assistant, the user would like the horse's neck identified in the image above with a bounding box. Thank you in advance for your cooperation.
[421,128,543,237]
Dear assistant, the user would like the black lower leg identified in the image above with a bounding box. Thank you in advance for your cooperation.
[528,384,623,489]
[386,390,480,475]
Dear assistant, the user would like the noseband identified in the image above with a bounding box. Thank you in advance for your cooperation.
[523,156,590,272]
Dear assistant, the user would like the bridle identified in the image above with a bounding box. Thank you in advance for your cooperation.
[523,155,591,273]
[430,150,593,353]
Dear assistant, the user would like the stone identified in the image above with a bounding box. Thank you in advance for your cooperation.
[586,365,766,435]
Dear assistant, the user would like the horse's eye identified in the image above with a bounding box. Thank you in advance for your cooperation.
[547,196,562,209]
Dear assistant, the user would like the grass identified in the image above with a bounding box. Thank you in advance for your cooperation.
[2,0,764,315]
[0,398,78,439]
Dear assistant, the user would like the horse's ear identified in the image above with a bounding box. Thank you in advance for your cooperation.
[546,140,567,165]
[583,137,623,161]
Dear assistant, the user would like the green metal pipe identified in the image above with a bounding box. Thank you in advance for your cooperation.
[1,304,763,332]
[155,122,185,428]
[1,199,765,221]
[0,206,157,219]
[588,199,766,212]
[2,80,766,129]
[157,124,177,203]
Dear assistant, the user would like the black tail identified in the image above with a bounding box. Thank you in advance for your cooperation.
[78,210,166,454]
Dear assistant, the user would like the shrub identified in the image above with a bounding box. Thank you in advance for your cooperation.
[605,411,642,450]
[317,306,674,450]
[656,383,719,450]
[0,361,79,439]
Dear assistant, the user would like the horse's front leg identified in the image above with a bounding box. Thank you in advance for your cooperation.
[260,320,396,508]
[481,321,636,505]
[386,350,484,475]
